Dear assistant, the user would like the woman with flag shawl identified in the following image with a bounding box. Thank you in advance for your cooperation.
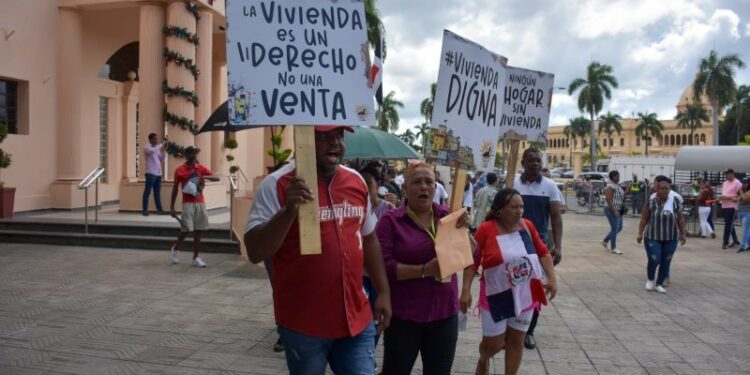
[461,188,558,375]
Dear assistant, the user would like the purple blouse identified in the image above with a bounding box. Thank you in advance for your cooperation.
[376,202,459,323]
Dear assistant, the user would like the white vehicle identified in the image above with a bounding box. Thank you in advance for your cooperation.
[598,155,675,181]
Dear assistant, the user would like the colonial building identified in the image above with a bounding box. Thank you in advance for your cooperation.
[543,85,715,173]
[0,0,290,213]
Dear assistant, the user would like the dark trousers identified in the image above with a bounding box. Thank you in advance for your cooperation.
[382,315,458,375]
[723,208,739,245]
[631,192,642,215]
[362,276,381,347]
[707,205,715,231]
[142,173,164,212]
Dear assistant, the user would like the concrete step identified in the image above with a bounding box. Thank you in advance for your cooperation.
[0,229,239,253]
[0,220,231,240]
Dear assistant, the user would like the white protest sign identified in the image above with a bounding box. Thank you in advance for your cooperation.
[431,30,507,171]
[499,66,554,142]
[226,0,375,126]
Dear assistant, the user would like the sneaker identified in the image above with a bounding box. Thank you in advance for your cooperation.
[645,280,655,291]
[728,242,737,248]
[600,240,609,251]
[612,248,623,255]
[523,334,536,349]
[655,285,667,294]
[170,247,180,264]
[722,244,728,250]
[711,233,716,239]
[192,257,206,268]
[737,247,747,254]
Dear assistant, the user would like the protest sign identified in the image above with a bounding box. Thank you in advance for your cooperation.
[499,66,554,142]
[431,30,508,171]
[226,0,375,126]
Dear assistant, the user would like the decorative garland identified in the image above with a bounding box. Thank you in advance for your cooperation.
[163,48,200,78]
[186,2,200,20]
[163,107,199,135]
[163,26,199,46]
[162,80,199,106]
[165,141,190,158]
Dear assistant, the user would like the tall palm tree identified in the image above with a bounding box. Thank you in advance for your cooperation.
[415,121,431,158]
[729,84,750,144]
[376,91,404,132]
[635,112,664,156]
[597,111,623,151]
[675,102,709,145]
[568,62,619,169]
[420,82,437,122]
[563,116,590,169]
[398,128,416,147]
[693,50,746,145]
[364,0,386,60]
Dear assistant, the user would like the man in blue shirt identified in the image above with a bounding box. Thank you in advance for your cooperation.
[513,148,563,349]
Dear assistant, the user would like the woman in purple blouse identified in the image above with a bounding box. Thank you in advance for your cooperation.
[376,162,460,375]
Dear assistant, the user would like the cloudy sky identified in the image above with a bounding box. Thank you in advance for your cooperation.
[375,0,750,133]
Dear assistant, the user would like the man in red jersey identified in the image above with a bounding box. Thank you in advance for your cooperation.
[169,146,219,268]
[244,126,391,375]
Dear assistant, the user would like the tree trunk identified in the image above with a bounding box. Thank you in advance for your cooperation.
[712,99,719,145]
[645,134,649,156]
[690,128,694,145]
[589,112,596,170]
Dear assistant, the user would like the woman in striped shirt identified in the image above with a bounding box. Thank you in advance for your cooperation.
[602,170,625,254]
[637,176,687,294]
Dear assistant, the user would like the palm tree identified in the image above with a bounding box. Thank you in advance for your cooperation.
[675,102,709,145]
[635,112,664,156]
[415,121,431,158]
[568,62,619,169]
[376,91,404,132]
[693,50,746,145]
[597,112,623,151]
[420,82,437,122]
[563,116,590,169]
[729,84,750,144]
[398,128,416,147]
[364,0,386,60]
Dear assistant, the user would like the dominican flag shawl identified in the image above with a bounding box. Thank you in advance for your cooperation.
[484,220,548,322]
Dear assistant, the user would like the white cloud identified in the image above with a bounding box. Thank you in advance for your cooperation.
[572,0,704,39]
[746,23,750,36]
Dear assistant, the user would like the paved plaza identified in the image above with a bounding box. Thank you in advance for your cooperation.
[1,212,749,375]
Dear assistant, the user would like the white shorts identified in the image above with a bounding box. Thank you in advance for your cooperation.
[480,308,533,337]
[181,203,209,232]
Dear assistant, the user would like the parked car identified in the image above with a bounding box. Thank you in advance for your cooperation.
[550,167,573,178]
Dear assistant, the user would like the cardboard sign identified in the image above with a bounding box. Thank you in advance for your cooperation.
[226,0,375,126]
[431,30,508,171]
[435,208,473,279]
[499,66,554,142]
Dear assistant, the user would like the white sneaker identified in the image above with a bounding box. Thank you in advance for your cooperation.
[645,280,655,291]
[192,257,206,268]
[612,248,623,255]
[655,285,667,294]
[170,247,180,264]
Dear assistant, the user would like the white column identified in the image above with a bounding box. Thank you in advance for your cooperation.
[56,6,83,180]
[195,9,213,169]
[138,1,166,179]
[211,64,228,174]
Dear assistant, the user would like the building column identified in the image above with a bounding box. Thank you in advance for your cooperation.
[211,63,227,174]
[56,6,83,180]
[138,1,166,179]
[165,0,197,178]
[195,9,213,170]
[122,81,139,181]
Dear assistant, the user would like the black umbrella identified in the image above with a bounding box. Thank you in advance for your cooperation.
[198,100,255,133]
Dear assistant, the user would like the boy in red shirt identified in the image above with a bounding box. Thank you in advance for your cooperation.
[169,146,219,267]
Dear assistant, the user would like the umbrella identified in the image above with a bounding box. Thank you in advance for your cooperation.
[198,100,255,133]
[343,127,421,160]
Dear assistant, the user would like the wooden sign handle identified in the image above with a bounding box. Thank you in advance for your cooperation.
[294,126,322,255]
[449,168,467,212]
[505,140,520,188]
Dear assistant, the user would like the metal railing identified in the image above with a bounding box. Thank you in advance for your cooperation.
[77,167,105,234]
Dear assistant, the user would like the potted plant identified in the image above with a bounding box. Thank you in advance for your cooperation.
[224,137,239,175]
[0,122,14,218]
[267,126,292,173]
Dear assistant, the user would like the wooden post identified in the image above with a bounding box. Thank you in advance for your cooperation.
[505,140,521,188]
[449,168,467,212]
[294,126,322,255]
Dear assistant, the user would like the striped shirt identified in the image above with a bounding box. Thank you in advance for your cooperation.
[645,196,681,241]
[606,181,624,211]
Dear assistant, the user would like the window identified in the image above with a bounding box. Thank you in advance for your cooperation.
[561,155,565,161]
[670,134,675,145]
[700,134,706,144]
[682,134,687,145]
[0,79,18,134]
[99,97,109,183]
[636,137,641,146]
[620,138,624,147]
[609,138,613,147]
[603,139,607,147]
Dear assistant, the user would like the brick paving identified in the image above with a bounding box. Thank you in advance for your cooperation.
[1,212,749,374]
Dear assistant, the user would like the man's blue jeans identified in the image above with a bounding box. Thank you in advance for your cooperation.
[739,211,750,249]
[603,207,623,250]
[278,323,376,375]
[723,208,739,246]
[142,173,164,213]
[644,238,678,286]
